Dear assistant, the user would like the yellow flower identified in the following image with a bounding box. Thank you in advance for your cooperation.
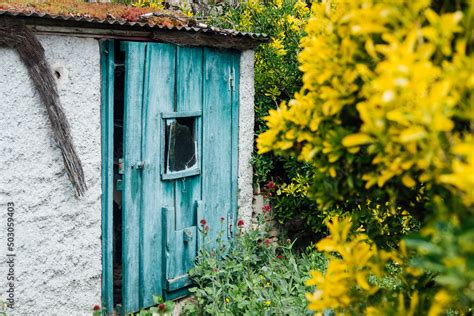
[264,300,271,307]
[439,137,474,206]
[342,133,372,147]
[270,38,287,56]
[294,0,309,17]
[307,217,384,313]
[428,290,451,316]
[286,15,301,32]
[401,174,416,188]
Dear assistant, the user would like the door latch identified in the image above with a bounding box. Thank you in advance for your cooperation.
[183,228,194,243]
[131,161,145,170]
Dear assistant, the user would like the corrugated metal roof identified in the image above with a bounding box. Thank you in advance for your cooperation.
[0,9,268,40]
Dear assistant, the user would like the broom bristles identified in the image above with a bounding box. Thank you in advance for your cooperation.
[0,22,87,197]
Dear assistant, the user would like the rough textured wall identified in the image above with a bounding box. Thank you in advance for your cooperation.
[0,35,102,314]
[237,50,255,227]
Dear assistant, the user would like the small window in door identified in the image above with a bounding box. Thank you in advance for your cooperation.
[167,117,196,171]
[162,111,201,180]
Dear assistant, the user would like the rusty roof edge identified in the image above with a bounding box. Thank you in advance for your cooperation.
[0,10,269,42]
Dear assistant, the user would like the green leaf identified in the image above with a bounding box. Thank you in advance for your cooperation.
[153,295,164,304]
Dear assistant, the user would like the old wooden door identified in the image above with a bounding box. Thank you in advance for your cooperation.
[120,41,239,313]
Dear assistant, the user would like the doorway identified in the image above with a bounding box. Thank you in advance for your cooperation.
[101,39,240,314]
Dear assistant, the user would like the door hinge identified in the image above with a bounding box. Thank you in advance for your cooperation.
[118,158,124,174]
[116,179,123,191]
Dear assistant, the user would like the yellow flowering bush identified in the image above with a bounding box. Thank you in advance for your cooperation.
[306,218,383,311]
[306,217,423,315]
[307,217,471,315]
[257,0,473,314]
[258,0,472,211]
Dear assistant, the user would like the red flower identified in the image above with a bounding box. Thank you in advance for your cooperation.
[266,181,276,190]
[200,218,207,226]
[264,239,271,246]
[237,219,245,228]
[277,255,283,259]
[262,205,271,213]
[93,305,101,311]
[158,303,166,311]
[204,225,209,231]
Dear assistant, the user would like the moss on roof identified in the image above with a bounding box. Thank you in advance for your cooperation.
[0,0,191,27]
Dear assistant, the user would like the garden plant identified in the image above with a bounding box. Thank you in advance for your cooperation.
[184,214,327,315]
[258,0,473,314]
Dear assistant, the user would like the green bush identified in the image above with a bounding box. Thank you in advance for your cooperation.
[183,215,327,315]
[208,1,329,240]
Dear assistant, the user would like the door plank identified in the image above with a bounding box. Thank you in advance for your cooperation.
[175,46,203,231]
[162,206,176,289]
[230,51,240,238]
[202,48,236,246]
[100,39,115,312]
[122,41,146,313]
[165,46,204,281]
[141,42,176,307]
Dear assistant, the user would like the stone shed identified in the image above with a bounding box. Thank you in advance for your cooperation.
[0,3,265,314]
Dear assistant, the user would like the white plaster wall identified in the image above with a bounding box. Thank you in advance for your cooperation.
[237,50,255,226]
[0,35,102,315]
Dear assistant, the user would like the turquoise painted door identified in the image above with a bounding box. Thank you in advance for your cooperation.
[120,41,239,313]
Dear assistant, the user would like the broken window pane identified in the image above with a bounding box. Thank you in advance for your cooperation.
[166,117,197,172]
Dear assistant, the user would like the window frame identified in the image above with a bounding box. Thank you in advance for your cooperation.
[160,111,201,180]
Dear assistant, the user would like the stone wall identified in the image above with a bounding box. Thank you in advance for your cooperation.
[0,35,102,315]
[237,50,255,227]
